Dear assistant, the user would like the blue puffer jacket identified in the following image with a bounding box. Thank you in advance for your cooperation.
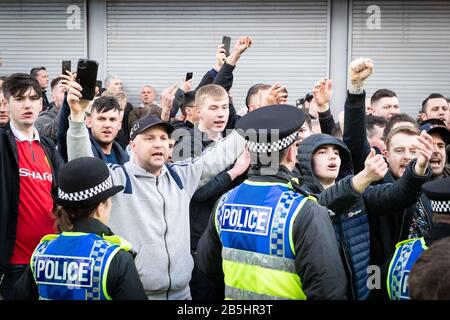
[297,134,430,300]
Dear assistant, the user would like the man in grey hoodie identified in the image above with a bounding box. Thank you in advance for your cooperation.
[64,80,245,300]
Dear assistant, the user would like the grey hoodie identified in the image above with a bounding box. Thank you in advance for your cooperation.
[67,119,245,299]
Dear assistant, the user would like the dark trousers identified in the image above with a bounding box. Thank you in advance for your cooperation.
[190,252,224,300]
[0,264,27,300]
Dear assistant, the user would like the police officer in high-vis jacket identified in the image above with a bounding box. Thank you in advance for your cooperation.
[196,105,347,300]
[387,177,450,300]
[14,157,146,300]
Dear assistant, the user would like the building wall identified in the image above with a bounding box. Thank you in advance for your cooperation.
[0,0,449,117]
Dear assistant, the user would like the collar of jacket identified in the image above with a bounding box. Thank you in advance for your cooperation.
[247,165,295,184]
[193,124,216,148]
[88,129,129,164]
[125,158,168,180]
[424,223,450,246]
[71,217,114,236]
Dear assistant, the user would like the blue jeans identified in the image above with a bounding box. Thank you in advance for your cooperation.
[0,264,27,300]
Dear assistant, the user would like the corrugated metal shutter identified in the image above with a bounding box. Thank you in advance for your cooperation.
[351,0,450,116]
[106,0,328,109]
[0,0,86,87]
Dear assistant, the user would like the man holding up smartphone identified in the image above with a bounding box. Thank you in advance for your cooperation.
[63,77,246,300]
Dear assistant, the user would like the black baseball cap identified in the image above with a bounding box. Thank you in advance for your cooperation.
[130,115,175,140]
[419,119,449,144]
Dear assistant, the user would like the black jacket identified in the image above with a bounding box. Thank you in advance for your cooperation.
[297,133,433,300]
[13,218,147,300]
[0,124,64,275]
[114,102,133,149]
[197,166,348,300]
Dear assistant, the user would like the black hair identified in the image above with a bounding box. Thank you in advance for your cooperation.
[91,96,120,115]
[245,83,271,109]
[180,91,196,117]
[50,77,64,91]
[2,73,42,100]
[366,114,387,139]
[370,88,397,106]
[421,93,447,113]
[53,201,105,232]
[30,66,47,78]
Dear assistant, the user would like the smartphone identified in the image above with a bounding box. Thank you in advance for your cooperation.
[76,59,99,100]
[95,80,102,90]
[185,72,193,81]
[222,36,231,57]
[62,60,71,75]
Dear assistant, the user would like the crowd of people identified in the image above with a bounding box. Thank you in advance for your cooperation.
[0,36,449,300]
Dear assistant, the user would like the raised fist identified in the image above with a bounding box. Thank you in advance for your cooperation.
[349,57,374,84]
[363,148,388,183]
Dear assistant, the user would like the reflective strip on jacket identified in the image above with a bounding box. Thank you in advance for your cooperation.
[30,232,131,300]
[387,237,427,300]
[214,180,313,300]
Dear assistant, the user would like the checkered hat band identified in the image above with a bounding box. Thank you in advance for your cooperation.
[247,131,299,153]
[58,176,113,202]
[431,200,450,214]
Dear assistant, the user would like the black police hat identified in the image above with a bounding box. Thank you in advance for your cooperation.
[52,157,124,207]
[130,115,175,140]
[235,104,305,153]
[422,177,450,214]
[419,119,449,144]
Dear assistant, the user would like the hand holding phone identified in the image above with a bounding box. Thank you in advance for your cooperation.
[62,60,71,76]
[76,59,98,101]
[222,36,231,57]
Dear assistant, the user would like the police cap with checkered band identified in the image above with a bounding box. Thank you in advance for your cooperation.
[422,177,450,214]
[235,104,305,154]
[52,157,124,207]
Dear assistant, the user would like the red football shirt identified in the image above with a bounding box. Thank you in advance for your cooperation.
[9,132,55,265]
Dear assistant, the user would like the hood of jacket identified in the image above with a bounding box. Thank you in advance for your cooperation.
[297,133,354,194]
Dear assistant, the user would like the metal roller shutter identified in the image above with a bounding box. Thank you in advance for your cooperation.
[0,0,87,86]
[351,0,450,116]
[106,0,329,109]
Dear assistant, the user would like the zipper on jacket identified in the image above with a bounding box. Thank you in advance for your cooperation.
[156,176,172,299]
[398,209,407,243]
[336,215,356,300]
[29,141,35,162]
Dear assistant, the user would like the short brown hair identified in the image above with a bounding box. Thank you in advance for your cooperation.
[195,84,228,108]
[385,126,419,151]
[409,237,450,300]
[2,73,42,100]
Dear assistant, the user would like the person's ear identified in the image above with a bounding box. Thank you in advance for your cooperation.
[85,115,93,128]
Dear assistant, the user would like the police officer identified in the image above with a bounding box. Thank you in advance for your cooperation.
[387,177,450,300]
[14,157,146,300]
[196,105,347,300]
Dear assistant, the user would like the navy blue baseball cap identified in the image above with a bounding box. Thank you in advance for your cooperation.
[419,119,449,144]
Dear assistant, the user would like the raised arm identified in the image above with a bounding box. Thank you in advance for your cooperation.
[62,76,94,160]
[343,58,374,174]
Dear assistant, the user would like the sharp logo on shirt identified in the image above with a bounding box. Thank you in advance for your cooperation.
[35,255,93,287]
[19,168,53,182]
[219,204,272,236]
